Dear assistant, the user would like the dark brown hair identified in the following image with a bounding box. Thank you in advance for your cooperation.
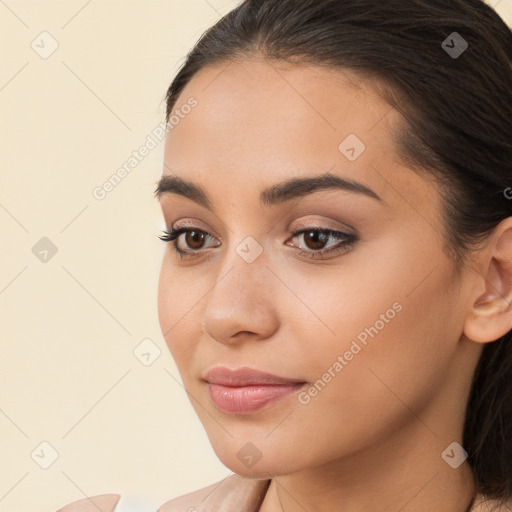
[162,0,512,504]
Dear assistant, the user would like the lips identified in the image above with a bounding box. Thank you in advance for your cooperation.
[203,366,307,414]
[204,366,306,386]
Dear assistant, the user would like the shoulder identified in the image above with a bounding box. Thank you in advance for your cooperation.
[157,474,271,512]
[56,493,121,512]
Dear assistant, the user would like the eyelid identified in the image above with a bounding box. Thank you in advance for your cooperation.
[169,218,356,244]
[171,218,222,240]
[290,219,356,236]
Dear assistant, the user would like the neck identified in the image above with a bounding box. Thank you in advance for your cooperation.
[259,413,476,512]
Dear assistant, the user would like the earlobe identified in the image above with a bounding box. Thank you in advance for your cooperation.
[463,219,512,344]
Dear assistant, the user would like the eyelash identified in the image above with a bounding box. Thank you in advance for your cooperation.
[158,225,358,260]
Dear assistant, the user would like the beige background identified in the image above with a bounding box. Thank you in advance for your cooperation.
[1,1,511,510]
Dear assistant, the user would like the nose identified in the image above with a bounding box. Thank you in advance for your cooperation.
[200,254,280,346]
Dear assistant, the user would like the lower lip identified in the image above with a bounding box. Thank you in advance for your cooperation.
[207,382,306,414]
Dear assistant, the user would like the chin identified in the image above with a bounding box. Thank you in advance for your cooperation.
[221,458,288,479]
[210,439,304,479]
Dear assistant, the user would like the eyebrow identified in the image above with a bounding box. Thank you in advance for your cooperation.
[154,172,385,210]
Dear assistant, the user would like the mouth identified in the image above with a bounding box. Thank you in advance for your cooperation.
[203,366,307,415]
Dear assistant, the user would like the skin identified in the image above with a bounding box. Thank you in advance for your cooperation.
[156,55,512,512]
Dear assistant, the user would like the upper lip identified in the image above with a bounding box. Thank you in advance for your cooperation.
[204,366,306,386]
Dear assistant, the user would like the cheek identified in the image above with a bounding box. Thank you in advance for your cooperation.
[157,258,174,340]
[293,258,460,441]
[157,256,199,367]
[289,235,458,396]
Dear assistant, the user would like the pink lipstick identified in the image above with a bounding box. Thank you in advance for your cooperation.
[204,366,306,414]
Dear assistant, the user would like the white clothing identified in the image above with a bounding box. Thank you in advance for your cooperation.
[112,493,159,512]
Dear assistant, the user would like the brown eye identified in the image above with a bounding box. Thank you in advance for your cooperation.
[287,228,358,260]
[158,227,220,259]
[184,230,208,250]
[302,230,330,250]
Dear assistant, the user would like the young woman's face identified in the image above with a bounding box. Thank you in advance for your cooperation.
[157,57,482,478]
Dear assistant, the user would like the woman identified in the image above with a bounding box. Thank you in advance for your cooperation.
[59,0,512,510]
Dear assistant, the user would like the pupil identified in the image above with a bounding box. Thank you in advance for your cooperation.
[306,230,326,250]
[187,230,204,249]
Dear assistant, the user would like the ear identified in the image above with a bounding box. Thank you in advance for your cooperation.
[463,217,512,344]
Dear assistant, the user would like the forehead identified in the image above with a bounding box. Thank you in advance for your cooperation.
[166,57,392,159]
[162,56,435,212]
